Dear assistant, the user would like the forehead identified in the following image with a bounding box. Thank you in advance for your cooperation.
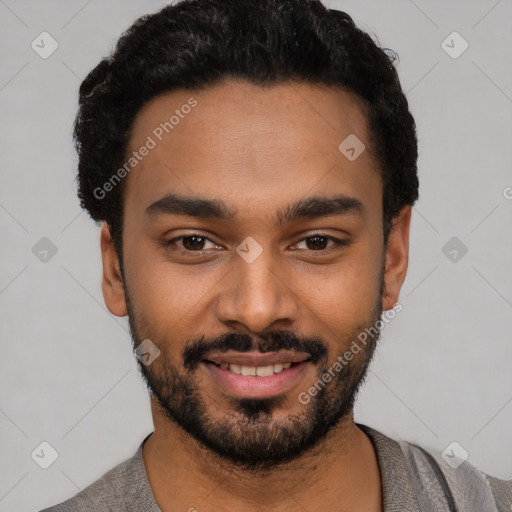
[123,79,381,223]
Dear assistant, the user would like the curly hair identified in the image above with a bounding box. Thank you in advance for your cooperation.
[74,0,419,264]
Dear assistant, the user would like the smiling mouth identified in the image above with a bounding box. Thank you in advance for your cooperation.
[201,351,313,399]
[203,360,309,377]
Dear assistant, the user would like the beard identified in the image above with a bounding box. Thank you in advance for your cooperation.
[126,275,384,471]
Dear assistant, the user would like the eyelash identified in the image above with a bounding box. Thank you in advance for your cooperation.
[165,233,350,255]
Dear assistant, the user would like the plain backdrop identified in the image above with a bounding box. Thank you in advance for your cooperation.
[0,1,511,510]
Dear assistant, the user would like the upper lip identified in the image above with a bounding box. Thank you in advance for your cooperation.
[204,350,311,366]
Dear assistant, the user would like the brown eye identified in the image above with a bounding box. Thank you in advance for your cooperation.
[305,236,329,250]
[295,235,349,252]
[181,235,207,250]
[166,235,218,252]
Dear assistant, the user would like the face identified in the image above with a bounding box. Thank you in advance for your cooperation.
[101,79,410,469]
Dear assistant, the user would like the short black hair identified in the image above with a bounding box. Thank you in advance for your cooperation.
[74,0,419,266]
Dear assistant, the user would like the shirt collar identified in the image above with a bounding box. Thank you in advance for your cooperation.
[131,425,421,512]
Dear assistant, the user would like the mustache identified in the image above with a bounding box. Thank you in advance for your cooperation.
[183,330,328,369]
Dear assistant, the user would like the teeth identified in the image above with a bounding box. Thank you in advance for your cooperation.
[219,362,297,376]
[256,365,274,377]
[241,365,256,376]
[230,363,241,374]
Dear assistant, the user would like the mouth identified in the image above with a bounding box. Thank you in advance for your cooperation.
[201,351,313,399]
[204,360,307,376]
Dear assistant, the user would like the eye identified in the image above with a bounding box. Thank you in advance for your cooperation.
[166,234,221,252]
[164,233,349,256]
[293,234,349,252]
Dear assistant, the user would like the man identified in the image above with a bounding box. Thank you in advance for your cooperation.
[42,0,511,511]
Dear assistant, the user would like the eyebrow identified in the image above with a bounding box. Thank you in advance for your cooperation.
[145,193,365,226]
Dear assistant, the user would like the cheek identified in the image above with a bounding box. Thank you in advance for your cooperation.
[125,255,219,335]
[311,273,378,325]
[306,243,383,335]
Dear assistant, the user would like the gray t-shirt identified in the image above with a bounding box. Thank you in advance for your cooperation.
[39,424,511,511]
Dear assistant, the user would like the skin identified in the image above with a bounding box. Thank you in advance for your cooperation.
[100,79,411,512]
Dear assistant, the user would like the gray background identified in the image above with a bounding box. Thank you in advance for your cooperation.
[1,0,511,510]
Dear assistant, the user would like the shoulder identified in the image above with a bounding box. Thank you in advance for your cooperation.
[39,456,135,512]
[486,475,512,512]
[400,437,511,512]
[38,438,158,512]
[358,423,511,512]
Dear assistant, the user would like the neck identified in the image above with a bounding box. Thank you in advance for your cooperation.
[142,399,382,512]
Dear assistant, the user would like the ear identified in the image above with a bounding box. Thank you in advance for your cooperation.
[100,222,128,317]
[382,206,412,311]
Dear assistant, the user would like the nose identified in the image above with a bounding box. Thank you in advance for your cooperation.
[214,247,299,334]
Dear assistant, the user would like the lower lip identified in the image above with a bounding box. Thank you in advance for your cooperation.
[201,361,311,399]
